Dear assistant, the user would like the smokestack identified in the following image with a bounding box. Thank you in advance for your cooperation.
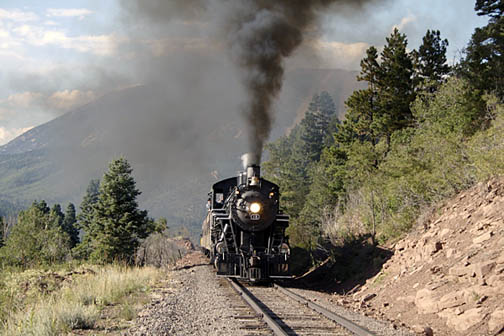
[241,153,260,186]
[241,152,259,169]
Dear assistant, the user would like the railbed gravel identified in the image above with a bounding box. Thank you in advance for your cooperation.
[128,265,244,336]
[285,287,415,336]
[128,264,415,336]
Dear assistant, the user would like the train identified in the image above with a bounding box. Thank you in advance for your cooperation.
[201,157,290,282]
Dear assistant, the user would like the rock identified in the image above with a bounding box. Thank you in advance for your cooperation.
[397,295,415,304]
[425,241,443,256]
[473,261,496,279]
[362,293,376,302]
[487,273,504,286]
[473,231,494,244]
[395,241,406,252]
[488,310,504,332]
[439,228,451,237]
[497,251,504,264]
[438,291,465,310]
[446,308,483,332]
[423,326,434,336]
[412,325,424,333]
[415,288,439,314]
[449,264,470,277]
[476,295,488,305]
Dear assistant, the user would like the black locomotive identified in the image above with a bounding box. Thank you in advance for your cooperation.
[201,158,290,282]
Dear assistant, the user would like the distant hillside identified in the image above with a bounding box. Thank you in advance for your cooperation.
[0,68,361,234]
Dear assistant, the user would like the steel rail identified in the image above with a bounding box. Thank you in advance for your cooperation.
[227,278,288,336]
[274,284,376,336]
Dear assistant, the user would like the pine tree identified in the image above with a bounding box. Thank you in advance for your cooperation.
[344,31,415,149]
[300,92,337,160]
[74,179,100,259]
[379,28,415,138]
[461,0,504,99]
[62,203,79,248]
[51,204,64,228]
[0,216,4,248]
[412,30,450,93]
[90,158,154,263]
[0,201,70,267]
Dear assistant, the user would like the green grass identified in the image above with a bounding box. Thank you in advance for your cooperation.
[0,264,163,336]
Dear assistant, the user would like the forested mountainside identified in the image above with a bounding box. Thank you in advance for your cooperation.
[0,68,361,234]
[263,5,504,251]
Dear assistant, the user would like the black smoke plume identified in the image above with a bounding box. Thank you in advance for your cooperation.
[121,0,382,165]
[225,1,371,164]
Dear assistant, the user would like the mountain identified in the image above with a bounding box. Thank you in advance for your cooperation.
[0,68,363,236]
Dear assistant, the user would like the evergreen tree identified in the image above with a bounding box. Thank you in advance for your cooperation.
[264,93,339,249]
[344,30,415,149]
[90,158,154,263]
[62,203,80,248]
[379,28,415,139]
[412,30,450,92]
[35,200,50,215]
[300,92,337,161]
[461,0,504,99]
[51,204,64,228]
[0,201,70,267]
[74,179,100,259]
[0,217,4,248]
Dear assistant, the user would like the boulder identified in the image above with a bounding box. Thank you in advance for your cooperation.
[446,308,483,332]
[415,288,439,314]
[488,310,504,332]
[472,261,496,280]
[497,251,504,264]
[449,264,470,277]
[438,291,465,310]
[472,231,494,244]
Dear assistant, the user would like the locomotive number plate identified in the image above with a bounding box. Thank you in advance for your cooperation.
[250,214,260,220]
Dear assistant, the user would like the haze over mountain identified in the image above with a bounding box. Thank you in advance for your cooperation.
[0,68,362,233]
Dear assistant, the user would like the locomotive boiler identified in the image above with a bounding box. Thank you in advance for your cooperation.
[201,157,290,282]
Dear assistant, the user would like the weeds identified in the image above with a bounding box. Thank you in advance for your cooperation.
[0,264,162,336]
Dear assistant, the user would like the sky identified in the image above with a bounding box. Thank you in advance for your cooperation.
[0,0,488,146]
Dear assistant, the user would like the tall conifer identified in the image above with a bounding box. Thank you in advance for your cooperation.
[90,158,154,263]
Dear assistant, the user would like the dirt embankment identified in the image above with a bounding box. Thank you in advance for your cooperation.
[347,178,504,335]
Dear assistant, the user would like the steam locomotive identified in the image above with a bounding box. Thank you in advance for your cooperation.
[201,157,290,282]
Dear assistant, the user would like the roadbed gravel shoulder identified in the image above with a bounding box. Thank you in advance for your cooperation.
[128,262,415,336]
[128,264,244,336]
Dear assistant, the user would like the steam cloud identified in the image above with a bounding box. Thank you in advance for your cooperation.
[122,0,382,167]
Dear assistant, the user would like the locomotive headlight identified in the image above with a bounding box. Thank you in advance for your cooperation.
[249,202,262,214]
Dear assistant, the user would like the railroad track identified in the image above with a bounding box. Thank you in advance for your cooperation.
[225,278,376,336]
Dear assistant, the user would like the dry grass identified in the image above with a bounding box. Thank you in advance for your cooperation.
[0,265,163,336]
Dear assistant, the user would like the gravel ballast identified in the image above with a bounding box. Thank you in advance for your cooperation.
[128,260,416,336]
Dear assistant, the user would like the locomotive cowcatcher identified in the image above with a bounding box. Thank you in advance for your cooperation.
[201,158,290,282]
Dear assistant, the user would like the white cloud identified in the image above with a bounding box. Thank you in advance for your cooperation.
[6,91,44,108]
[46,8,93,20]
[0,8,38,22]
[43,20,59,26]
[305,39,370,69]
[0,126,33,145]
[0,107,9,121]
[42,32,120,55]
[47,89,96,111]
[393,14,416,31]
[11,24,120,55]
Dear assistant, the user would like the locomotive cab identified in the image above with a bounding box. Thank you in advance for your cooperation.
[201,160,290,282]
